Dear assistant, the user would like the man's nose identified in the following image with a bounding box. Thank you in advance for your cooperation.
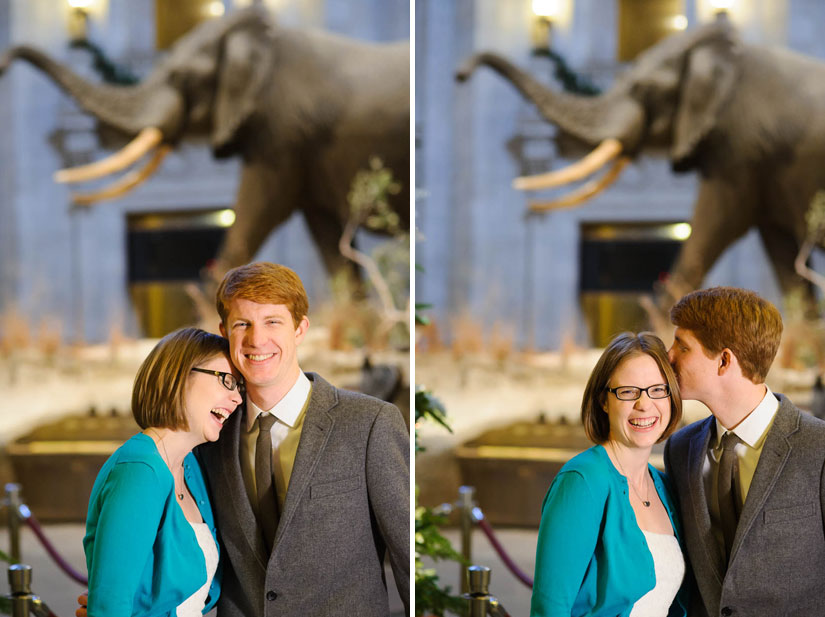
[667,346,676,363]
[245,325,264,346]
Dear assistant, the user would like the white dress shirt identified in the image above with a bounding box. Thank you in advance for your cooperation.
[241,372,312,512]
[703,385,779,553]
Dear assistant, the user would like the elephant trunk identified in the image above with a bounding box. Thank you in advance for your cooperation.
[456,52,642,148]
[0,45,182,137]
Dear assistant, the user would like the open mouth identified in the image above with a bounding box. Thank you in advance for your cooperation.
[628,417,658,429]
[210,408,231,425]
[245,353,275,362]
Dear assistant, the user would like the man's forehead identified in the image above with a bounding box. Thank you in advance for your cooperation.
[674,327,696,345]
[227,298,291,318]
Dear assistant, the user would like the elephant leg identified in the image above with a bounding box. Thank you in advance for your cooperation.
[757,225,812,298]
[666,176,756,304]
[302,207,364,294]
[759,225,825,368]
[214,161,300,276]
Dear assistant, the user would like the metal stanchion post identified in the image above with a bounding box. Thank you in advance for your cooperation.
[6,564,33,617]
[5,563,52,617]
[464,565,491,617]
[5,484,22,564]
[458,485,475,594]
[463,565,511,617]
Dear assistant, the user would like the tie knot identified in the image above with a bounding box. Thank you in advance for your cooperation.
[720,431,741,450]
[258,413,277,432]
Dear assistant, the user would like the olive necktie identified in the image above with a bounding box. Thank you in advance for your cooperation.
[718,431,742,564]
[255,413,279,550]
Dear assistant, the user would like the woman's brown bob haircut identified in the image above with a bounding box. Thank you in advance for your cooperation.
[670,286,782,383]
[132,327,230,430]
[215,262,309,328]
[581,332,682,445]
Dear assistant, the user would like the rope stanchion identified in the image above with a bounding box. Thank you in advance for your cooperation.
[5,563,60,617]
[20,511,88,587]
[5,483,22,563]
[475,517,534,589]
[463,564,513,617]
[449,485,535,590]
[4,484,88,587]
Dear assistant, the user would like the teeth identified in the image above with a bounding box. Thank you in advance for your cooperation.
[210,408,230,424]
[247,353,274,361]
[629,417,656,428]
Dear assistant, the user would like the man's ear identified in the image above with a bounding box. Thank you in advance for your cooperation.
[718,348,734,375]
[219,322,227,338]
[294,316,310,344]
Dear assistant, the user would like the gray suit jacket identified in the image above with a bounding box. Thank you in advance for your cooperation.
[197,372,410,617]
[664,394,825,617]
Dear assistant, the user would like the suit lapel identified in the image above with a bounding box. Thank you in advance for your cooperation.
[729,397,797,564]
[273,372,335,548]
[218,401,270,568]
[688,416,726,585]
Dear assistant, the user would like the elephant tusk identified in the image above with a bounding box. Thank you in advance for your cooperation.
[513,138,623,191]
[54,127,164,184]
[69,145,171,206]
[527,156,630,212]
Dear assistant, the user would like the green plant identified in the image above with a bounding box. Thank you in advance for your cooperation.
[340,158,409,349]
[414,387,467,616]
[0,548,12,614]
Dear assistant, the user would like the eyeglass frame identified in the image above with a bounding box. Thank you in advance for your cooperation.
[191,367,244,392]
[605,384,670,401]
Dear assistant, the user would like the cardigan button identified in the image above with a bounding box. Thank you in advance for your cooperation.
[721,607,732,616]
[266,591,278,601]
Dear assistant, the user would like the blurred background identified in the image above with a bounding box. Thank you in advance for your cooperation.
[415,1,825,615]
[0,1,409,614]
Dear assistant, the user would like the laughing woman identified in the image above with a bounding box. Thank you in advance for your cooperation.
[83,328,242,616]
[530,332,689,617]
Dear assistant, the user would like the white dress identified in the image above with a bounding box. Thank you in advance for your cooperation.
[176,521,219,617]
[630,531,686,617]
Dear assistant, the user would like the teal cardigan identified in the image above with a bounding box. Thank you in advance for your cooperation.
[84,433,221,616]
[530,445,689,617]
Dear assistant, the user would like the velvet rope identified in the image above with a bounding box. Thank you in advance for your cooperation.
[475,517,534,589]
[21,510,88,587]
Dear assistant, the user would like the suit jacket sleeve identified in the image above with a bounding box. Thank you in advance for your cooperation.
[365,402,410,613]
[87,462,166,617]
[531,470,601,617]
[664,437,674,483]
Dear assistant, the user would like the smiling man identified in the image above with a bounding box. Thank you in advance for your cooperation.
[663,287,825,617]
[197,262,409,617]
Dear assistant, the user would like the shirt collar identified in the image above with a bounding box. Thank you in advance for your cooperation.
[245,371,311,431]
[714,385,778,449]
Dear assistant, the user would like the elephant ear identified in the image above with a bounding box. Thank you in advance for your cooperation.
[670,32,739,168]
[212,28,272,157]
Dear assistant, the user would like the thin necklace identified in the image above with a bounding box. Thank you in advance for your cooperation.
[149,429,185,501]
[610,443,651,507]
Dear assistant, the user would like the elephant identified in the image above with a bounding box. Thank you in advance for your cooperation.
[0,7,410,279]
[456,20,825,311]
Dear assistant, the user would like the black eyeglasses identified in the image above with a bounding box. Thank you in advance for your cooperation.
[606,384,670,401]
[191,367,244,392]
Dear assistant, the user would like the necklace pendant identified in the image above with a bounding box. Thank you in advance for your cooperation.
[642,500,651,507]
[178,493,184,501]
